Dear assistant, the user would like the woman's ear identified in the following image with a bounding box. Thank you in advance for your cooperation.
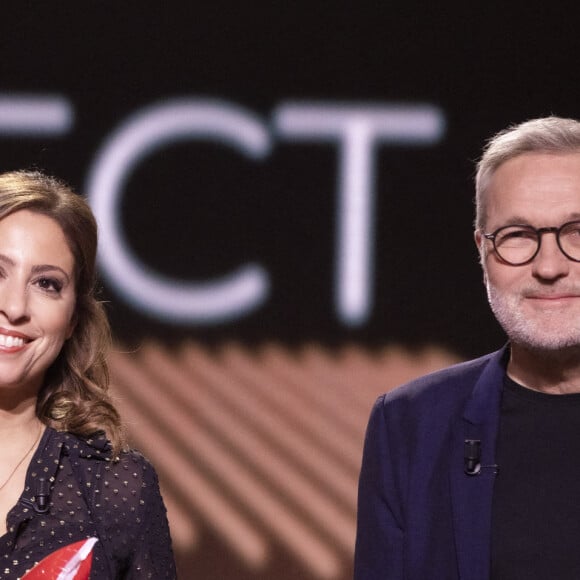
[66,312,78,340]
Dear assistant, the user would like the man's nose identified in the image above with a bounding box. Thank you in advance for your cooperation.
[532,232,571,280]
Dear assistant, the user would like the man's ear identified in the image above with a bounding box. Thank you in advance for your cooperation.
[474,230,488,285]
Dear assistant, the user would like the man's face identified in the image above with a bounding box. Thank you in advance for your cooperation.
[475,151,580,351]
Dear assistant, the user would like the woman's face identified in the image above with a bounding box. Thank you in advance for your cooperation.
[0,210,76,395]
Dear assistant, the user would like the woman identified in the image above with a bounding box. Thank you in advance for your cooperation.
[0,170,175,578]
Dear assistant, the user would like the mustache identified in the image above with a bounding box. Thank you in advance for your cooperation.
[521,286,580,298]
[485,279,580,299]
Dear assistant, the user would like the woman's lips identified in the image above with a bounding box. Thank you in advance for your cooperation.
[0,328,32,350]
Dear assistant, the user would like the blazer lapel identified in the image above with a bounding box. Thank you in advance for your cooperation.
[449,348,507,580]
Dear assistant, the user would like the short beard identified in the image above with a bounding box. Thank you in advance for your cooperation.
[486,281,580,352]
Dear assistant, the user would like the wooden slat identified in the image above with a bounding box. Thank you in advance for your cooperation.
[109,340,459,580]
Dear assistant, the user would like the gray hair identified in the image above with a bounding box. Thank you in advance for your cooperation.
[475,116,580,229]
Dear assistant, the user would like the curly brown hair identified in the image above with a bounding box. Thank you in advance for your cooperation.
[0,170,125,456]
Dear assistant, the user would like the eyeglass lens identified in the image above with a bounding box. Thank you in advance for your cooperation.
[493,222,580,265]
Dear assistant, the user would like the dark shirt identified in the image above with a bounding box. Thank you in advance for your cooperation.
[491,375,580,579]
[0,427,176,579]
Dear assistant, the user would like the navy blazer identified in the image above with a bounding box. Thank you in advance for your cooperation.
[354,347,508,580]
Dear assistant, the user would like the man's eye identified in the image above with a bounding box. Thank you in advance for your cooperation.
[497,229,535,244]
[565,226,580,237]
[506,230,532,238]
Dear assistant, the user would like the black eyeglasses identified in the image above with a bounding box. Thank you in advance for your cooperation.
[483,220,580,266]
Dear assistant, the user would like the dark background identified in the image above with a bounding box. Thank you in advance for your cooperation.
[3,4,580,579]
[1,3,579,358]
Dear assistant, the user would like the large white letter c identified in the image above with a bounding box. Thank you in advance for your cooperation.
[86,99,271,324]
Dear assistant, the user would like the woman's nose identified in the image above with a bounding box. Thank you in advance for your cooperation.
[0,279,30,324]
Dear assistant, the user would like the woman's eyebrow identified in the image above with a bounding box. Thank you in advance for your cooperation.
[30,264,71,283]
[0,255,71,283]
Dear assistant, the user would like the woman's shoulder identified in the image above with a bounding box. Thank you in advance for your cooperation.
[108,447,161,487]
[52,429,160,486]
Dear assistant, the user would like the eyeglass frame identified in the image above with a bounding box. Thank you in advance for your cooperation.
[482,220,580,266]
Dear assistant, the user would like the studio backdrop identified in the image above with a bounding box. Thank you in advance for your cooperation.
[1,4,578,578]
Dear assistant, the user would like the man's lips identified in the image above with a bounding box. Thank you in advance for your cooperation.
[525,293,580,304]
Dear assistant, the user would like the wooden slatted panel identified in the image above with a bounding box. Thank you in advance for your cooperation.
[110,341,459,580]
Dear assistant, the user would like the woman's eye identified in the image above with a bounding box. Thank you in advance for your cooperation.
[37,277,63,293]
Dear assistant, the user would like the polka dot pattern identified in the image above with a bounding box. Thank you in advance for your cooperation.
[0,428,176,579]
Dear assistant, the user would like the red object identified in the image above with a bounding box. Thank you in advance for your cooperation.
[22,537,97,580]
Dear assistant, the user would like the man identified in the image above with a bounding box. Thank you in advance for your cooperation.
[354,116,580,579]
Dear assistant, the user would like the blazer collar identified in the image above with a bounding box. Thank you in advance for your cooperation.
[449,346,508,580]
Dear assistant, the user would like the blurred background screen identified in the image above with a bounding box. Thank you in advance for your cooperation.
[1,3,578,577]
